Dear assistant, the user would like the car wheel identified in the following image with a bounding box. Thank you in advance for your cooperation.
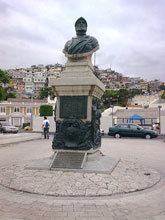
[114,133,121,138]
[145,134,152,139]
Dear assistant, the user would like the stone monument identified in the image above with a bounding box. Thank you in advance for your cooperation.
[49,17,105,169]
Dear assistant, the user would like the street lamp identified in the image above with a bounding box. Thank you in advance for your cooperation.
[110,97,112,105]
[117,95,119,106]
[110,104,114,126]
[158,105,162,134]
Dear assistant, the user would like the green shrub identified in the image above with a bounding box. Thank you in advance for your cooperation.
[161,91,165,99]
[39,104,53,116]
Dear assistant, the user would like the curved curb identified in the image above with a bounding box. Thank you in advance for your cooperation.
[0,160,161,198]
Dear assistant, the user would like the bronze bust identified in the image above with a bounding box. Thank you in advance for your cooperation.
[63,17,99,56]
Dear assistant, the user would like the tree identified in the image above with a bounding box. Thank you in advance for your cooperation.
[3,87,16,100]
[102,90,119,100]
[0,69,10,101]
[0,69,10,84]
[101,89,133,108]
[5,92,16,100]
[118,89,130,98]
[102,90,119,107]
[0,87,5,101]
[38,87,55,99]
[159,85,165,90]
[118,89,130,107]
[130,88,143,98]
[161,91,165,99]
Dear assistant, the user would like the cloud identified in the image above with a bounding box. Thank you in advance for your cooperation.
[0,0,165,81]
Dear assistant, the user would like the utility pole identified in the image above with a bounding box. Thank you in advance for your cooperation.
[30,94,33,132]
[110,105,114,126]
[158,105,162,134]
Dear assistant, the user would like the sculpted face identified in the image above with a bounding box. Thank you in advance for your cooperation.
[63,17,99,55]
[75,19,87,36]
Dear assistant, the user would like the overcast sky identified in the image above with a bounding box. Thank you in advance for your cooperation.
[0,0,165,81]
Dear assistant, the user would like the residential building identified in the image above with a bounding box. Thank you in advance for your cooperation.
[0,98,48,127]
[149,80,162,92]
[23,69,47,98]
[140,81,148,91]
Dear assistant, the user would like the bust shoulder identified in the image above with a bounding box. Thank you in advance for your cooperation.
[63,35,99,55]
[87,35,99,47]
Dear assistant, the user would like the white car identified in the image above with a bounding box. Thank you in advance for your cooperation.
[0,122,19,134]
[100,129,105,135]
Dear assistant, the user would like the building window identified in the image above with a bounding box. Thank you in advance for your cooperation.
[0,106,5,113]
[14,107,20,113]
[26,107,31,114]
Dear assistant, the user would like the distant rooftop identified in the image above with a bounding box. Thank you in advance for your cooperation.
[7,98,47,103]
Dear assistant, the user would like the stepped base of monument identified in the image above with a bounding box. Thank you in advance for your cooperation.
[26,150,120,174]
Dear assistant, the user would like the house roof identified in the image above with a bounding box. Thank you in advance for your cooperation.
[7,98,47,103]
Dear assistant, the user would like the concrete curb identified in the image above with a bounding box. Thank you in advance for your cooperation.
[0,133,42,145]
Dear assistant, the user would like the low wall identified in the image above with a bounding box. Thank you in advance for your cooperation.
[131,94,159,106]
[33,116,56,132]
[161,116,165,134]
[100,116,112,133]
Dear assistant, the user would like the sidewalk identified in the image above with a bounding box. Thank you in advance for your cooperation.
[0,137,165,219]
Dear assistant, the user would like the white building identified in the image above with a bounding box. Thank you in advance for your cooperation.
[23,69,47,98]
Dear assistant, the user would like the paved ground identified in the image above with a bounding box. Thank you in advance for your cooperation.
[0,133,42,145]
[0,136,165,219]
[0,159,160,197]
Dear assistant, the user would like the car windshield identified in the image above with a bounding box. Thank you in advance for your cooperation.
[0,122,12,126]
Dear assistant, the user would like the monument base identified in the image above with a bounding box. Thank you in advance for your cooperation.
[26,150,120,174]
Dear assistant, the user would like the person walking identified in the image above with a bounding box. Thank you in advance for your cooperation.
[42,117,50,139]
[152,123,156,131]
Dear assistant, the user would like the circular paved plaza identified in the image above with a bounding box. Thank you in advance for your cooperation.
[0,136,165,219]
[0,159,160,197]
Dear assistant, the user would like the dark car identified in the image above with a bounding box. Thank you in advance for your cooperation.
[0,122,19,134]
[108,123,158,139]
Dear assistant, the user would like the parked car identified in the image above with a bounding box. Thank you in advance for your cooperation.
[108,123,158,139]
[24,126,33,131]
[100,129,104,135]
[0,122,19,134]
[22,122,30,129]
